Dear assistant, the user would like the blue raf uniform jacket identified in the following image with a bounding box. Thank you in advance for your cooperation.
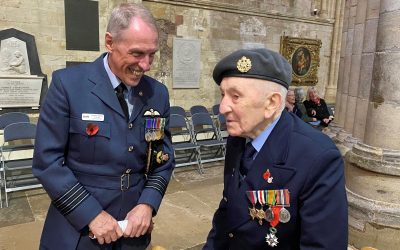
[32,54,174,249]
[204,111,348,249]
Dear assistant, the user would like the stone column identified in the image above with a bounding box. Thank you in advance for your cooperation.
[352,0,381,140]
[324,0,345,104]
[334,0,351,127]
[346,0,400,248]
[343,0,367,133]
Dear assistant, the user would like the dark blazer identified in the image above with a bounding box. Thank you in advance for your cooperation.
[32,54,174,249]
[204,111,347,249]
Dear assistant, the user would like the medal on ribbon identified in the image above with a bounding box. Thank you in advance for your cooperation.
[246,191,258,220]
[266,206,282,247]
[264,190,275,223]
[276,189,291,223]
[145,117,166,142]
[143,109,165,175]
[256,190,267,225]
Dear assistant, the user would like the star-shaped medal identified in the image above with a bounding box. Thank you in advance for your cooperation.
[265,233,279,247]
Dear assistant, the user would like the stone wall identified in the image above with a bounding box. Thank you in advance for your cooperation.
[0,0,339,110]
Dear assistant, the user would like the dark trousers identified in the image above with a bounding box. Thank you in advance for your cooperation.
[76,234,151,250]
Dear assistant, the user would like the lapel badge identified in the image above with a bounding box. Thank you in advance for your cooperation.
[143,108,160,117]
[236,56,252,73]
[156,151,169,164]
[263,169,273,183]
[138,91,143,96]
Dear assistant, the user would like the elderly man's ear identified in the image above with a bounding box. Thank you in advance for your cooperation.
[264,92,283,119]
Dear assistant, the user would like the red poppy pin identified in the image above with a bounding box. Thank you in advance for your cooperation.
[263,169,273,183]
[86,123,99,136]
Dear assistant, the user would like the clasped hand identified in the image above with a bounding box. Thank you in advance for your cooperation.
[88,204,153,245]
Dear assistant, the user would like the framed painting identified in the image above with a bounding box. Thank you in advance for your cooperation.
[280,36,322,86]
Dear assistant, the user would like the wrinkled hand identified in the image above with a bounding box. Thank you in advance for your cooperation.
[88,210,123,245]
[124,204,153,238]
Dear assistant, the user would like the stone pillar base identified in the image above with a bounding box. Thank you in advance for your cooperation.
[346,142,400,249]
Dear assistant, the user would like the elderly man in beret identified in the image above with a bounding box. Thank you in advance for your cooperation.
[203,48,348,249]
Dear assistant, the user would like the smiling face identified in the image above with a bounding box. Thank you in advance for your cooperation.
[219,77,283,139]
[105,17,158,87]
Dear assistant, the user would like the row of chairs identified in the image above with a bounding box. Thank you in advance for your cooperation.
[0,112,40,208]
[170,105,227,174]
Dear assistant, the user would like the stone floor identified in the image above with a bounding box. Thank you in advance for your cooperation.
[0,161,362,250]
[0,163,224,250]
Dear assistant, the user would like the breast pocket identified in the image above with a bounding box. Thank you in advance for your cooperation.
[69,118,111,164]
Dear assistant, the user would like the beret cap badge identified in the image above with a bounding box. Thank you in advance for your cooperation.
[236,56,252,73]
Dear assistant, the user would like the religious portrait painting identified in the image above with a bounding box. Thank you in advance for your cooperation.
[280,36,321,86]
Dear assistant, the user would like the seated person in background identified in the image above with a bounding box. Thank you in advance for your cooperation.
[303,87,333,127]
[294,87,316,123]
[285,89,302,118]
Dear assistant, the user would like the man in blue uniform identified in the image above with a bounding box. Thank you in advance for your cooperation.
[203,48,348,249]
[33,3,174,249]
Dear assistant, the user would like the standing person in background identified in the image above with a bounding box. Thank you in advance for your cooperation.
[285,89,302,118]
[204,48,347,249]
[303,86,333,127]
[33,3,174,249]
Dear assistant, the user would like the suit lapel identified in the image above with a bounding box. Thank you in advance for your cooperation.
[88,55,126,119]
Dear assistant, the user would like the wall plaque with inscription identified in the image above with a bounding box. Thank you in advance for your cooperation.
[0,76,43,108]
[173,37,201,88]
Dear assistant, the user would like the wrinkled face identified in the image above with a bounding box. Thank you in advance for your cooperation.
[286,90,295,104]
[219,77,270,139]
[106,18,158,87]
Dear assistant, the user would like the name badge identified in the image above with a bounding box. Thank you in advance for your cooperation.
[82,113,104,121]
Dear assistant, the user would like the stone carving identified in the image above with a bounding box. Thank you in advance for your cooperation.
[0,37,30,75]
[0,30,46,110]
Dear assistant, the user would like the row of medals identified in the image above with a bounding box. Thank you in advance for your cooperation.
[145,118,165,142]
[249,205,290,225]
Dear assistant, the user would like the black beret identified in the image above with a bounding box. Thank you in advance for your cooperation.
[213,48,292,89]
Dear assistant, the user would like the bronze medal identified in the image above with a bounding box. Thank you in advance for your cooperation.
[256,208,266,225]
[265,207,274,222]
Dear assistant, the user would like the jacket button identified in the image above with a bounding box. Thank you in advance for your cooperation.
[128,123,133,129]
[223,197,227,202]
[128,146,134,152]
[228,233,234,238]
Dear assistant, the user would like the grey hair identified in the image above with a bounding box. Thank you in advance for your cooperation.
[294,87,305,103]
[263,81,288,112]
[107,3,158,40]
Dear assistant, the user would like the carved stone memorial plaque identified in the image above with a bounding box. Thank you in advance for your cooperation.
[173,37,201,88]
[0,28,47,111]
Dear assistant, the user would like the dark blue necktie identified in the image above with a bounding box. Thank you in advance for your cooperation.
[115,83,129,121]
[240,142,256,176]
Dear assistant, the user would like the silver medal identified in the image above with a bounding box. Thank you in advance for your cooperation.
[265,233,278,247]
[279,207,291,223]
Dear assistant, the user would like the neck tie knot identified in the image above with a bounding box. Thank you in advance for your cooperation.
[115,83,129,121]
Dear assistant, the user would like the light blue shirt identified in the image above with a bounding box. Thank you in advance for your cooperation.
[103,54,134,117]
[249,115,281,158]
